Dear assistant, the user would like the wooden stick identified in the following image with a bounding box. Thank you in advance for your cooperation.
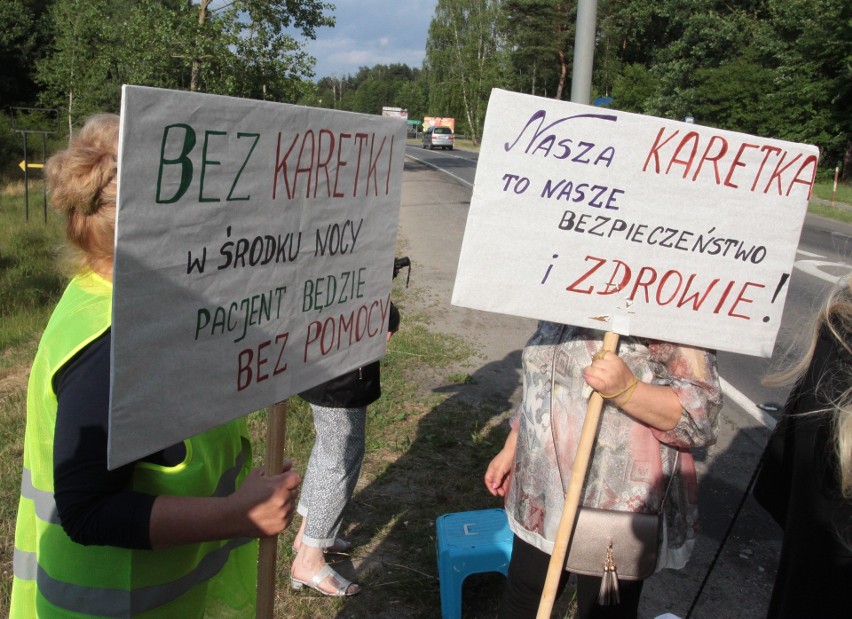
[256,400,288,618]
[536,331,620,618]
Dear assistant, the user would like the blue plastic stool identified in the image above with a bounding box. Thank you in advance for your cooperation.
[435,508,513,619]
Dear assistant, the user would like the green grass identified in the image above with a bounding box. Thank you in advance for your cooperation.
[813,177,852,205]
[0,181,67,616]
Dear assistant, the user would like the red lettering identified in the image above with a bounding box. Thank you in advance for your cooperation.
[303,295,390,362]
[304,321,322,362]
[333,133,351,198]
[601,259,631,295]
[665,131,699,178]
[386,137,394,195]
[723,142,759,189]
[752,145,782,191]
[353,133,369,196]
[629,266,658,303]
[691,135,728,184]
[656,270,683,305]
[712,281,736,314]
[562,257,774,324]
[366,135,386,196]
[566,255,608,294]
[642,127,814,201]
[256,340,270,382]
[237,349,253,392]
[763,152,802,196]
[677,275,720,310]
[786,154,819,198]
[273,332,288,376]
[314,129,336,199]
[294,130,316,199]
[642,127,680,173]
[728,282,764,319]
[272,133,299,200]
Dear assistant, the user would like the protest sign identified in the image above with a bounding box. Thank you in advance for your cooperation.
[452,89,818,357]
[110,86,405,468]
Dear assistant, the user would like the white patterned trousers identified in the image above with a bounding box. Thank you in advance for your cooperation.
[296,404,367,548]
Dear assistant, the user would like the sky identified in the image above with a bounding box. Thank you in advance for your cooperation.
[303,0,437,80]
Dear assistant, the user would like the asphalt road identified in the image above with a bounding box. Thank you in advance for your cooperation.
[396,151,835,618]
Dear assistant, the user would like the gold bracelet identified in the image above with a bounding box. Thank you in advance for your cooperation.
[600,377,638,400]
[617,378,640,407]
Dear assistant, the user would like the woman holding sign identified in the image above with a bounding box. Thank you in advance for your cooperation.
[10,113,302,618]
[485,322,721,618]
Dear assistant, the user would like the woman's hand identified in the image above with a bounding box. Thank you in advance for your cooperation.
[485,430,518,497]
[149,461,302,548]
[229,462,303,538]
[582,350,637,407]
[583,350,682,430]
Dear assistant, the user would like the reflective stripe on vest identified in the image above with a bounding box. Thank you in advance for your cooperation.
[19,467,60,525]
[15,537,253,617]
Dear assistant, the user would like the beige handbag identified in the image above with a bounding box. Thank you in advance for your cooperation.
[563,455,678,605]
[565,506,661,581]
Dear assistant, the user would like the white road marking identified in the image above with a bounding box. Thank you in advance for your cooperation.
[405,152,473,188]
[720,377,777,430]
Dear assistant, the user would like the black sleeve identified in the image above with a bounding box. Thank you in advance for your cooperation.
[53,330,156,549]
[389,301,400,333]
[753,327,849,527]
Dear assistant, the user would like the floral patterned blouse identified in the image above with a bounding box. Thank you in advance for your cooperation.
[505,322,722,569]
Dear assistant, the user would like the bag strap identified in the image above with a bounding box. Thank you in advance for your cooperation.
[658,449,680,513]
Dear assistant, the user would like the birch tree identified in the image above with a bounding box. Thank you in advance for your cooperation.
[425,0,504,144]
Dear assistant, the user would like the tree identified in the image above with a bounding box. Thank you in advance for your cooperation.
[611,63,658,113]
[35,0,123,132]
[35,0,335,133]
[0,0,51,109]
[501,0,576,100]
[757,0,851,178]
[190,0,334,99]
[425,0,504,143]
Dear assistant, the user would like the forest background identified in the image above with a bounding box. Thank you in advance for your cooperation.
[1,0,849,182]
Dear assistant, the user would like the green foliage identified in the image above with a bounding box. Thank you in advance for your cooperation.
[425,0,504,142]
[0,0,49,109]
[612,64,659,114]
[31,0,335,130]
[308,64,427,121]
[501,0,576,99]
[3,0,850,178]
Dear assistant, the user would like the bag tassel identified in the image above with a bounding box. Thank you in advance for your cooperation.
[598,541,621,606]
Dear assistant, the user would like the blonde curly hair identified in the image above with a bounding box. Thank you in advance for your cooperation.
[46,113,119,277]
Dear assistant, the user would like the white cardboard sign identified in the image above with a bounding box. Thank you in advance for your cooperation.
[110,86,405,468]
[452,89,818,357]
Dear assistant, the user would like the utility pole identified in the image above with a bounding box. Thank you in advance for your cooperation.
[570,0,597,105]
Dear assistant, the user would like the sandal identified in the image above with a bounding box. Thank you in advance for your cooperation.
[290,564,360,597]
[292,537,352,554]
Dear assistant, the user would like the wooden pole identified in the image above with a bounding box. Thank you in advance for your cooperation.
[536,331,620,619]
[256,400,288,618]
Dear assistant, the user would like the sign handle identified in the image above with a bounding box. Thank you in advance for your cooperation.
[536,330,620,618]
[256,400,288,618]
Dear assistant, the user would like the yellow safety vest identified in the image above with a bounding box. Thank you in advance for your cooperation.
[11,271,258,618]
